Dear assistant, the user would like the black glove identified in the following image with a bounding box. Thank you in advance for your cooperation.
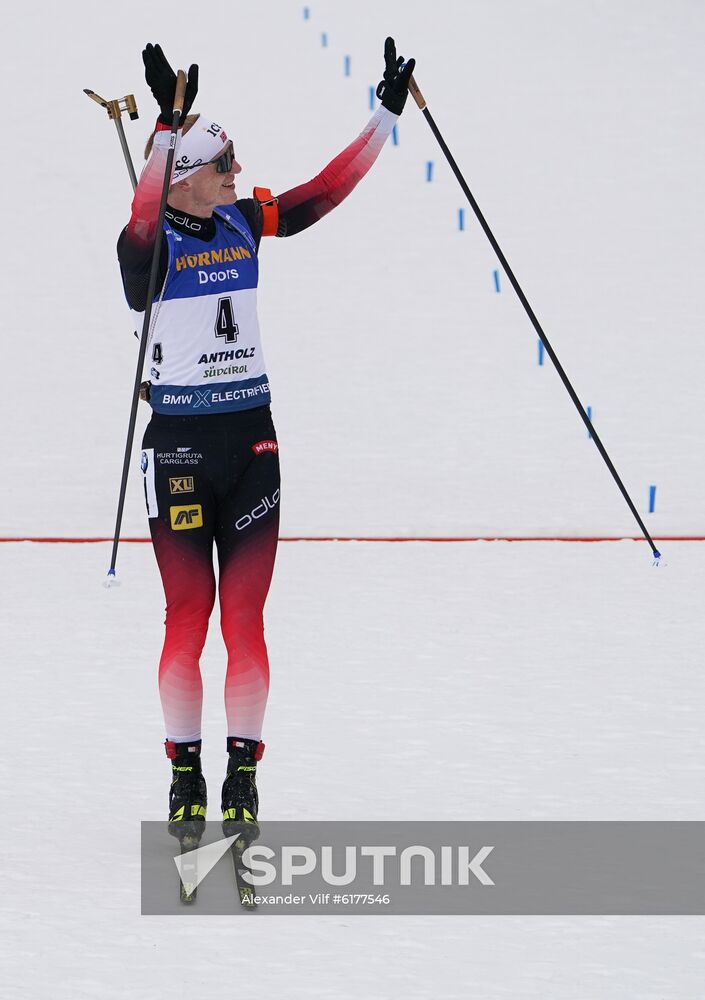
[375,37,415,115]
[142,42,199,125]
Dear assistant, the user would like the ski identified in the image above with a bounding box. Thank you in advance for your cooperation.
[178,834,201,905]
[229,836,257,910]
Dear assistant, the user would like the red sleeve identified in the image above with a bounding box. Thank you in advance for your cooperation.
[275,107,398,237]
[122,127,175,263]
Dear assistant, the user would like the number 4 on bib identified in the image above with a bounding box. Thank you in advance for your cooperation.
[215,296,239,344]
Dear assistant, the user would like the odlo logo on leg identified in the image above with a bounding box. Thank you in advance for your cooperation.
[170,504,204,531]
[235,491,280,532]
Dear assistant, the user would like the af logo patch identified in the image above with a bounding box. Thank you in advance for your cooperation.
[169,476,195,495]
[170,504,203,530]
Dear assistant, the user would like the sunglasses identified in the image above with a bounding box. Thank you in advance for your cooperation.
[211,143,235,173]
[178,143,235,174]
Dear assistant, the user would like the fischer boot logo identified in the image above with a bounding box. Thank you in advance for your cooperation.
[170,505,204,530]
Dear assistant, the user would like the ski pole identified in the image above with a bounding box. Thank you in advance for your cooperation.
[105,69,188,584]
[84,89,139,191]
[407,75,661,561]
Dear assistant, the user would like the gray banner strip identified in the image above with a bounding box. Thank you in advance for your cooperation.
[141,821,705,915]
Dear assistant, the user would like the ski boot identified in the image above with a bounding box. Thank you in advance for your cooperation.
[165,739,207,843]
[221,737,264,841]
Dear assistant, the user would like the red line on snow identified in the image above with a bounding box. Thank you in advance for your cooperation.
[0,536,702,545]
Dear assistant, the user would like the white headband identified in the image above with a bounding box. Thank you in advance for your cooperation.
[171,114,230,183]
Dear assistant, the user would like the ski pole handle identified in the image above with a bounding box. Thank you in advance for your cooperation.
[173,69,187,117]
[408,74,427,111]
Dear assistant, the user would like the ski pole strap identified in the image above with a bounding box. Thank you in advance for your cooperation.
[227,738,265,760]
[253,187,279,237]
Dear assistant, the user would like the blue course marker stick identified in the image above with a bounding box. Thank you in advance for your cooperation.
[426,161,434,182]
[369,85,375,109]
[321,32,328,47]
[649,485,657,513]
[586,405,592,439]
[344,55,351,76]
[458,208,465,231]
[392,125,399,145]
[303,6,310,19]
[538,340,544,365]
[493,269,500,292]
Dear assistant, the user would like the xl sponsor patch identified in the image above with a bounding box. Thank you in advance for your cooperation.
[170,504,203,531]
[169,476,195,495]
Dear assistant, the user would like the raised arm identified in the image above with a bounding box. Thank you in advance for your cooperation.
[119,43,199,272]
[122,133,172,263]
[275,37,415,237]
[276,106,397,236]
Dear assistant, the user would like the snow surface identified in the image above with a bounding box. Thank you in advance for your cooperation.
[2,539,704,998]
[1,0,704,997]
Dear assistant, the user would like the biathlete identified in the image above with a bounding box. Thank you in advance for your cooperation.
[117,39,415,842]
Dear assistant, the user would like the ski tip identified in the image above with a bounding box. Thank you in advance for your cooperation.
[180,885,198,905]
[103,569,120,589]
